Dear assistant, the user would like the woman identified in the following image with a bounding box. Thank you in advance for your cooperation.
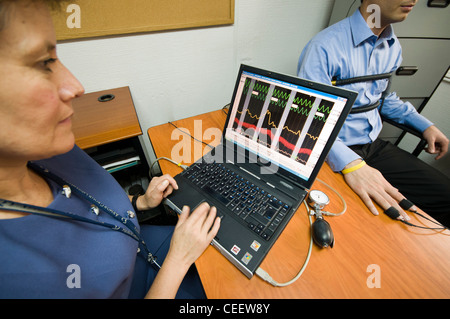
[0,0,220,298]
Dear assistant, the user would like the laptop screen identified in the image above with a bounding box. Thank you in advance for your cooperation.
[224,65,356,186]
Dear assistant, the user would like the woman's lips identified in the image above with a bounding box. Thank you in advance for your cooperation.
[59,114,73,125]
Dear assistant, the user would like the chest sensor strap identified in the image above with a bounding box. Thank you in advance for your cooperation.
[332,72,393,114]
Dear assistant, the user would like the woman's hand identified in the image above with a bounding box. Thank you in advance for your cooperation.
[145,202,221,299]
[137,174,178,210]
[167,203,221,269]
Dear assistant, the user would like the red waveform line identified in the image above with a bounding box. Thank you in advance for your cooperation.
[234,118,312,156]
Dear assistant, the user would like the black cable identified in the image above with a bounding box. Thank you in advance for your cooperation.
[168,104,229,149]
[401,219,448,231]
[401,210,449,231]
[346,0,358,17]
[168,121,213,149]
[222,103,230,115]
[385,205,449,231]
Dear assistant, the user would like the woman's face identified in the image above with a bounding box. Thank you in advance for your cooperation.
[0,1,84,163]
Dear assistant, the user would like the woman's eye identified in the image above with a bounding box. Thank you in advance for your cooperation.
[40,58,57,71]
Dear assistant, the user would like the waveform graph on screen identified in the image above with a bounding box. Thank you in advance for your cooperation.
[232,78,276,142]
[230,76,337,166]
[255,86,291,148]
[232,79,294,149]
[275,91,316,159]
[295,99,335,164]
[232,78,262,138]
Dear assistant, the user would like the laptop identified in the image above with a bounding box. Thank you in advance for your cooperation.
[163,64,357,278]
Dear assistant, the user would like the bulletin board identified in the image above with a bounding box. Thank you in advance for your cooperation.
[51,0,235,40]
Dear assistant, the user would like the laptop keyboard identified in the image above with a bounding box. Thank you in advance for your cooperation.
[181,163,290,241]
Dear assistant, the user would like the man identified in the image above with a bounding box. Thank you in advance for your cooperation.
[297,0,450,226]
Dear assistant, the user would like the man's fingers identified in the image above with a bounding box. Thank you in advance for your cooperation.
[384,188,411,221]
[399,198,414,211]
[359,192,380,216]
[358,189,410,221]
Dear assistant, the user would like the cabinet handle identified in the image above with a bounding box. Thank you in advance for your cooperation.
[396,66,418,76]
[427,0,449,8]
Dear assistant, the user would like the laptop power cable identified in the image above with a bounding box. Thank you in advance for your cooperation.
[150,156,189,177]
[256,203,314,287]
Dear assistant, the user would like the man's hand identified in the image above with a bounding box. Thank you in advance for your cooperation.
[342,159,414,220]
[423,125,449,160]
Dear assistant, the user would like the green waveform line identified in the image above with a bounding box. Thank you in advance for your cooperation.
[272,89,290,100]
[319,105,331,113]
[290,105,329,122]
[243,79,330,121]
[292,96,314,108]
[244,80,270,95]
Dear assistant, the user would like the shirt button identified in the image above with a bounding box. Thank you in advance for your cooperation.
[127,210,136,219]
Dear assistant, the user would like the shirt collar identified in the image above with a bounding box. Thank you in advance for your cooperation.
[349,8,396,47]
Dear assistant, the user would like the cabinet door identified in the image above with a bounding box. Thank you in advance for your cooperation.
[390,39,450,99]
[393,1,450,39]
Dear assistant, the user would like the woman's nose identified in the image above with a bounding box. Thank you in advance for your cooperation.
[58,63,85,101]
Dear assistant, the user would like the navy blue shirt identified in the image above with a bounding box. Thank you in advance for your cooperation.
[0,146,140,298]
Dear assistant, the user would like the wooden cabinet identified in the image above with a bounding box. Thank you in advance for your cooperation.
[72,86,150,193]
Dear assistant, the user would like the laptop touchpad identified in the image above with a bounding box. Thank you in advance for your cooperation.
[166,178,207,213]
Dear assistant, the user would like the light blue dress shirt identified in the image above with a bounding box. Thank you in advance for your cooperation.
[297,9,433,172]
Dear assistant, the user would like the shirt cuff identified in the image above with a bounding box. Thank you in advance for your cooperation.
[403,111,434,133]
[326,140,362,172]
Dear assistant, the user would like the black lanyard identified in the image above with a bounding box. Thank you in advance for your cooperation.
[0,162,160,269]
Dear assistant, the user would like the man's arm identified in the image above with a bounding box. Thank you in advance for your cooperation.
[380,92,449,159]
[380,91,433,132]
[298,37,414,219]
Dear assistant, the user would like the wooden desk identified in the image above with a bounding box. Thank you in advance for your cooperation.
[72,86,142,149]
[147,109,450,299]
